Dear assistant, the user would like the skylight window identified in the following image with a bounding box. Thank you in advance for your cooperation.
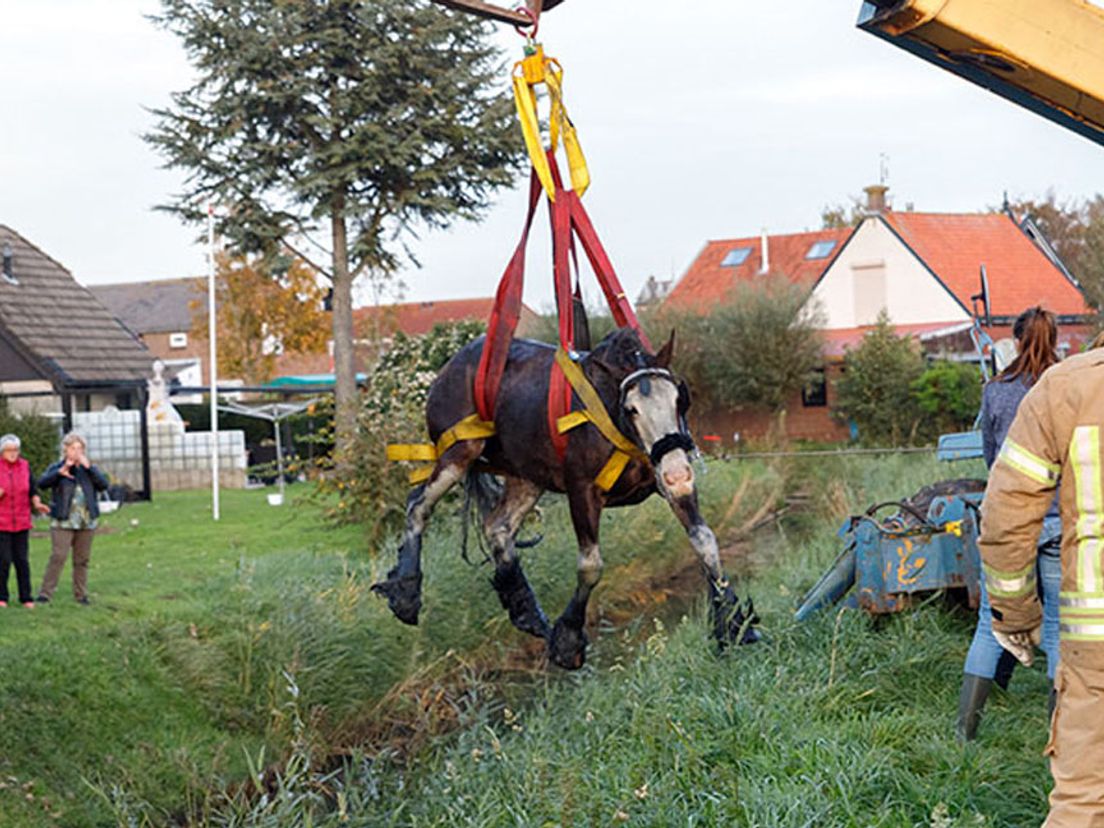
[1,243,16,285]
[806,240,837,260]
[721,247,752,267]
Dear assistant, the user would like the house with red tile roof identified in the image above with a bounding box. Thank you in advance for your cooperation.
[664,228,852,313]
[93,279,530,386]
[809,210,1091,358]
[354,297,539,340]
[265,297,538,383]
[663,191,1094,444]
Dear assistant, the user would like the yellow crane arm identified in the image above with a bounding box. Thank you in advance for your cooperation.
[858,0,1104,147]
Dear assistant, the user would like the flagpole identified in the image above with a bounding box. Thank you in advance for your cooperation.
[207,203,220,521]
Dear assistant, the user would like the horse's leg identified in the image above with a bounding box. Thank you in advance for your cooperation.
[372,439,484,625]
[548,483,603,670]
[486,477,549,639]
[667,492,759,647]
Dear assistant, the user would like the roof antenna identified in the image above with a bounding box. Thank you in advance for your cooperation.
[879,152,889,186]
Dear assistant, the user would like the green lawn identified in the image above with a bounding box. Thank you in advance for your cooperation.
[2,455,1046,827]
[364,454,1059,828]
[0,460,784,827]
[0,487,367,826]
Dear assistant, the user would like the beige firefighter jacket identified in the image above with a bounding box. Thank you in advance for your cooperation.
[979,349,1104,670]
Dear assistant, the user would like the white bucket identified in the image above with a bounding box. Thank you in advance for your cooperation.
[99,501,120,514]
[267,493,284,507]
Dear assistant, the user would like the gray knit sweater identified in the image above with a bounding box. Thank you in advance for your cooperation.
[980,375,1061,544]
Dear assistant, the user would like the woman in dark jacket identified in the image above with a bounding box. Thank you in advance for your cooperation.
[0,434,48,608]
[35,432,109,605]
[957,307,1062,740]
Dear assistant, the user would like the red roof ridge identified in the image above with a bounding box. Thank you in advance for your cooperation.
[704,227,848,246]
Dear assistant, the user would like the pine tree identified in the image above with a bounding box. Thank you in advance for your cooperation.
[146,0,522,458]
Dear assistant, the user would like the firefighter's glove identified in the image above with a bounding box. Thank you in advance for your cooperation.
[992,625,1042,668]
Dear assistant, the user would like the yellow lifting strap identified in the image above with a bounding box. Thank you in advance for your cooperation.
[553,348,648,492]
[512,45,589,202]
[386,413,496,485]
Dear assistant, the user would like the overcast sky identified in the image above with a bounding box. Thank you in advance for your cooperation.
[2,0,1103,313]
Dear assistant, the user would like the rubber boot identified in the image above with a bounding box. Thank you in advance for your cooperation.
[956,674,993,742]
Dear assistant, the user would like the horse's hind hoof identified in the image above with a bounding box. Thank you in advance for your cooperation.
[371,571,423,626]
[548,619,588,670]
[492,562,551,640]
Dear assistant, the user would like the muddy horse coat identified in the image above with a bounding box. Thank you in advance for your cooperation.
[373,328,757,668]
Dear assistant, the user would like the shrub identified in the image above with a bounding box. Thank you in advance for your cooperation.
[0,396,60,475]
[311,321,485,550]
[910,360,982,440]
[832,313,927,446]
[649,275,825,416]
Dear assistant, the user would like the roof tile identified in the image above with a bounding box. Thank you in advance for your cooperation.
[0,225,152,385]
[881,212,1090,317]
[663,228,851,312]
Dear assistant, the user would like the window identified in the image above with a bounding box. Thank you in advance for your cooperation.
[1,243,16,285]
[806,240,837,260]
[802,368,828,407]
[169,332,188,349]
[852,261,887,325]
[720,247,752,267]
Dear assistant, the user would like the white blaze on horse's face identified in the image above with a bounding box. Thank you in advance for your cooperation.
[622,378,695,500]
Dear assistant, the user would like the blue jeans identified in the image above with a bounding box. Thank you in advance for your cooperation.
[964,551,1061,681]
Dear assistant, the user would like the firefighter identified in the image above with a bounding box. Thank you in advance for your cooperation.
[979,345,1104,826]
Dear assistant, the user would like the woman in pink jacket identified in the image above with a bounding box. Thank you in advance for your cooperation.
[0,434,48,608]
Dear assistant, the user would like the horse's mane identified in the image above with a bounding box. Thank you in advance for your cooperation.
[588,327,653,377]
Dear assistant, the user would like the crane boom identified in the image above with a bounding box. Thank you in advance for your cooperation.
[431,0,562,26]
[858,0,1104,147]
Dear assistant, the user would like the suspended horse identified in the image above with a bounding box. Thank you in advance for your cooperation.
[374,8,756,668]
[373,327,759,669]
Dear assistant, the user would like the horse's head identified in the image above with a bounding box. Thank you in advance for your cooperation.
[589,328,695,500]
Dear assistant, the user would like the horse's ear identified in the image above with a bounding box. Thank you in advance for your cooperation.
[655,329,676,369]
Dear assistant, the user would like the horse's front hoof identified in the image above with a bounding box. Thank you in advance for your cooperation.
[548,619,588,670]
[713,593,760,650]
[371,571,423,626]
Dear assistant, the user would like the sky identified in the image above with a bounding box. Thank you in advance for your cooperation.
[2,0,1103,314]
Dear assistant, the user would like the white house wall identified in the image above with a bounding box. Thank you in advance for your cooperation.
[807,218,970,329]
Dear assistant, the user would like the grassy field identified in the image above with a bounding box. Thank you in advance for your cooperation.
[0,454,1055,827]
[190,453,1056,828]
[0,458,784,827]
[366,456,1057,828]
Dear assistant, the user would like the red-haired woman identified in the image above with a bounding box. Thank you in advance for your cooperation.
[958,307,1062,740]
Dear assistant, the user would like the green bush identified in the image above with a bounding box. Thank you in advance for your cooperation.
[832,313,927,446]
[0,396,60,475]
[311,320,485,550]
[910,360,983,440]
[649,275,825,417]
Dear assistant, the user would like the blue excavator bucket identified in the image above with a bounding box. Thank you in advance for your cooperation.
[795,481,986,620]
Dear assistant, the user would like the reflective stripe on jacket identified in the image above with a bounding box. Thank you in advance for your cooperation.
[979,349,1104,668]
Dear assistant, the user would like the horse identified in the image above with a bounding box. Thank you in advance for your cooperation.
[372,327,758,669]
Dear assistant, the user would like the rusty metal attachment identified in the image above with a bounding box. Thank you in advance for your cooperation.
[431,0,563,27]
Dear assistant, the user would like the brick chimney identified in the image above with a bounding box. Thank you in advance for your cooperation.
[864,184,889,214]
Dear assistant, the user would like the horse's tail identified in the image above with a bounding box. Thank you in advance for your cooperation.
[459,470,543,565]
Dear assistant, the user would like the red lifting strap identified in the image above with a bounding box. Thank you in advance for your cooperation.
[547,165,575,458]
[474,169,543,422]
[475,152,647,461]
